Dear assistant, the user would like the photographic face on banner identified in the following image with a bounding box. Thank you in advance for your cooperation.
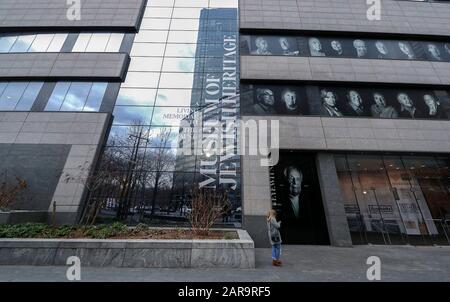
[271,152,329,244]
[240,84,308,115]
[242,34,450,62]
[241,84,450,120]
[240,35,300,56]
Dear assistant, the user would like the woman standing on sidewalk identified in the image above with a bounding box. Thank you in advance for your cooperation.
[267,210,282,266]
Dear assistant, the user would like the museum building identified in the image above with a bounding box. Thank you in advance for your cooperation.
[0,0,450,248]
[240,0,450,247]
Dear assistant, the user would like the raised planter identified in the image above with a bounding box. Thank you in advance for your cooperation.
[0,229,255,268]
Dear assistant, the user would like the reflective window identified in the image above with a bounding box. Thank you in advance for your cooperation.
[162,58,196,72]
[0,82,29,110]
[0,36,17,52]
[170,19,202,31]
[143,7,173,18]
[141,18,171,30]
[99,2,241,227]
[121,72,160,88]
[105,34,124,52]
[165,44,198,57]
[116,88,156,106]
[45,82,71,111]
[112,106,154,125]
[336,154,450,245]
[151,106,196,126]
[72,33,91,52]
[0,82,44,111]
[167,31,199,43]
[45,82,108,111]
[15,82,44,110]
[134,31,168,43]
[47,34,68,52]
[84,82,108,111]
[158,73,195,89]
[155,89,198,107]
[60,82,92,111]
[131,43,165,57]
[10,35,35,52]
[128,57,163,72]
[28,34,54,52]
[72,33,124,52]
[0,32,124,53]
[86,33,111,52]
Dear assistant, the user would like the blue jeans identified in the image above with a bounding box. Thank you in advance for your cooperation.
[272,244,281,260]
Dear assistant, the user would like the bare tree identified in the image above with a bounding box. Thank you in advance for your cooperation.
[64,147,118,225]
[0,172,27,211]
[188,188,230,236]
[147,127,175,216]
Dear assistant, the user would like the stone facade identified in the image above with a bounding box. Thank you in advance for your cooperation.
[0,112,111,224]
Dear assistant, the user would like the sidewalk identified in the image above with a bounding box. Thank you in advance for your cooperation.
[0,245,449,282]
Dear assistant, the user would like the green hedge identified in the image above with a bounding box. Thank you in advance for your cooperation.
[0,222,127,239]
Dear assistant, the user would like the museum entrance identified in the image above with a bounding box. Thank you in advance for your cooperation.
[270,152,330,245]
[335,154,450,245]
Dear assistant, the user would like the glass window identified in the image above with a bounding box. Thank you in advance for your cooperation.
[128,57,163,72]
[0,82,8,96]
[165,44,198,57]
[105,33,124,52]
[131,43,165,57]
[170,19,202,31]
[72,33,92,52]
[167,31,199,43]
[151,106,195,126]
[86,34,110,52]
[141,19,171,30]
[45,82,71,111]
[0,36,17,53]
[158,73,195,89]
[116,88,156,106]
[162,58,196,72]
[336,154,450,245]
[60,82,92,111]
[10,35,36,52]
[83,82,108,111]
[112,106,154,125]
[0,82,28,110]
[28,34,54,52]
[15,82,44,110]
[121,72,160,88]
[47,34,68,52]
[172,7,204,18]
[210,0,238,8]
[143,7,172,18]
[155,89,198,107]
[134,31,168,43]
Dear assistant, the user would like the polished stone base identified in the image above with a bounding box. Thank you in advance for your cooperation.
[0,229,255,269]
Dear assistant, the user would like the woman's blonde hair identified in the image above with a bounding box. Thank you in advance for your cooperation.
[267,209,277,221]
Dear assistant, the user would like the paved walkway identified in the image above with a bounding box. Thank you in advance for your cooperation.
[0,245,449,282]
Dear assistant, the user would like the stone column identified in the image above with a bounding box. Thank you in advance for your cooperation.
[316,153,353,247]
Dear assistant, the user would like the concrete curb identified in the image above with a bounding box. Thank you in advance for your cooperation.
[0,229,255,268]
